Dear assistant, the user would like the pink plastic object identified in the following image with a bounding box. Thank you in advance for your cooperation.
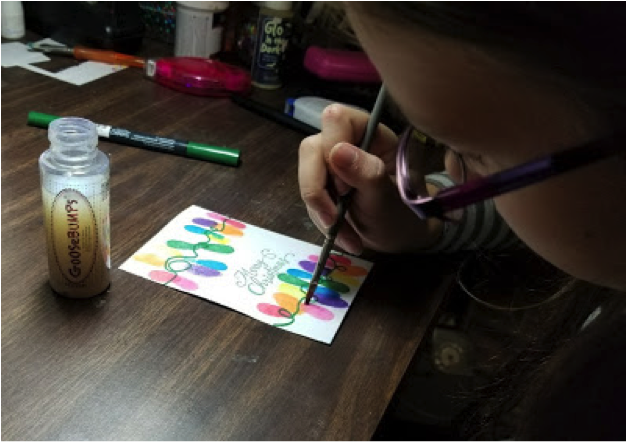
[145,57,252,97]
[303,46,381,83]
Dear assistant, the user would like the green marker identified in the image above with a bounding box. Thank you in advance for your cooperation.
[28,111,240,167]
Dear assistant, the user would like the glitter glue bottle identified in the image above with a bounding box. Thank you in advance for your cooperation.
[39,117,111,298]
[251,1,293,89]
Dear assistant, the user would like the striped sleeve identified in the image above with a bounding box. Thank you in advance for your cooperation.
[422,171,520,252]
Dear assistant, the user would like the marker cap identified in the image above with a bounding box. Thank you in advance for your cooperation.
[28,111,60,128]
[187,142,240,166]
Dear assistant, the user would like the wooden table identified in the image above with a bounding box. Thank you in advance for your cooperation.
[1,47,452,440]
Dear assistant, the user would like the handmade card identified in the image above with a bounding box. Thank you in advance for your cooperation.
[119,205,373,344]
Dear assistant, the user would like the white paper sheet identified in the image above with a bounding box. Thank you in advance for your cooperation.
[19,61,126,86]
[1,39,126,85]
[120,205,374,344]
[1,41,50,66]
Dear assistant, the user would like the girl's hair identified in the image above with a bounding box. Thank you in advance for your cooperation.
[345,2,625,439]
[454,279,624,439]
[349,2,626,128]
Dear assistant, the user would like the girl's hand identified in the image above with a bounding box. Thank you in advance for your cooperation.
[298,104,441,255]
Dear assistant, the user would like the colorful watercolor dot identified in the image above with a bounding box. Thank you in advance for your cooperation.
[134,253,164,266]
[206,212,247,230]
[286,268,313,280]
[298,260,331,276]
[343,265,369,277]
[277,282,305,299]
[320,279,350,294]
[192,218,218,228]
[166,240,196,250]
[331,273,360,288]
[188,265,221,277]
[302,303,334,320]
[197,243,235,254]
[314,294,349,308]
[257,303,290,318]
[195,260,228,271]
[278,273,308,289]
[184,225,207,235]
[218,225,244,237]
[273,292,305,315]
[149,270,198,291]
[308,254,351,269]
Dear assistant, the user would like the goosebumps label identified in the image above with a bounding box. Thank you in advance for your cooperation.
[46,188,110,297]
[51,189,98,283]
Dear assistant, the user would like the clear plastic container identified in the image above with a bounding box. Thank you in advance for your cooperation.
[39,118,111,298]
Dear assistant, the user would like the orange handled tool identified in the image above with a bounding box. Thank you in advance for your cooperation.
[28,43,145,68]
[73,46,145,68]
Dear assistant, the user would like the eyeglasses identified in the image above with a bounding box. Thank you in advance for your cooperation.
[396,126,622,220]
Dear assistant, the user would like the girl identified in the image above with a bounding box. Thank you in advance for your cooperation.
[298,3,625,439]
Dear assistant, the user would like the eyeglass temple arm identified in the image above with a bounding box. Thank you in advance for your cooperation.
[430,136,621,215]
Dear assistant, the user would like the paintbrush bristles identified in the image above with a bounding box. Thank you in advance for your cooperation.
[304,282,318,305]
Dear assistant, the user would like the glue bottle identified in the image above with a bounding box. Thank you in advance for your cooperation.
[39,117,111,298]
[251,1,293,89]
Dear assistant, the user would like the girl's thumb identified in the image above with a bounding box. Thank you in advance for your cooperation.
[329,143,386,193]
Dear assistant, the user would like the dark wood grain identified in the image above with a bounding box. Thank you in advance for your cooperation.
[1,53,452,440]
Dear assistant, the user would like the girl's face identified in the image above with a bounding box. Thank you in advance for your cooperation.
[347,8,625,290]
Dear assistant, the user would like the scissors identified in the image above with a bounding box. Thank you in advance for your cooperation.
[304,84,387,305]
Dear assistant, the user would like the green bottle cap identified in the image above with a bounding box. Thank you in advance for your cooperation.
[27,111,61,128]
[187,142,241,167]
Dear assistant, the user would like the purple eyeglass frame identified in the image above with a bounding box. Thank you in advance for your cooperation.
[396,126,622,220]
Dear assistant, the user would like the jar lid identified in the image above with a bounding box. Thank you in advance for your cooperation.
[177,1,229,12]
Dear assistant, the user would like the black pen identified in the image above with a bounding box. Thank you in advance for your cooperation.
[231,94,319,136]
[304,85,387,305]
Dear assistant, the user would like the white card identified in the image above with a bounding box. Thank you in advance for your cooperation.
[120,205,374,344]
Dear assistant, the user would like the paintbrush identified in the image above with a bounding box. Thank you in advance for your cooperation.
[304,85,387,305]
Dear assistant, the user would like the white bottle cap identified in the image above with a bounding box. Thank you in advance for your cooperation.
[263,1,292,11]
[1,1,25,40]
[177,1,229,12]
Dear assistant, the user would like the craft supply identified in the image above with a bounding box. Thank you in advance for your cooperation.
[305,85,387,305]
[28,112,241,167]
[251,1,293,89]
[1,1,25,39]
[28,42,145,68]
[285,96,366,130]
[145,57,251,96]
[231,94,317,135]
[39,118,111,298]
[174,1,229,58]
[28,42,251,96]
